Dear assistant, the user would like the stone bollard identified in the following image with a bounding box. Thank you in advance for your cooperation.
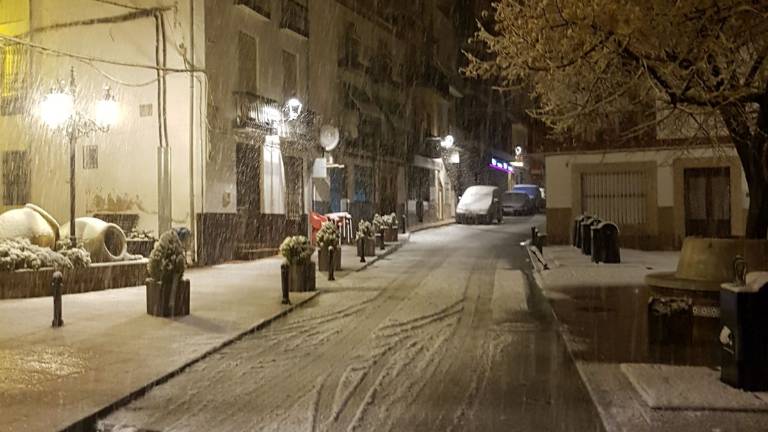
[328,246,336,281]
[357,237,366,263]
[51,271,64,328]
[280,262,291,305]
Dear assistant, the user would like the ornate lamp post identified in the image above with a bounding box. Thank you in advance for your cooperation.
[39,67,119,247]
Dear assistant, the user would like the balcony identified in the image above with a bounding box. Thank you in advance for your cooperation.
[236,0,271,19]
[233,91,280,131]
[280,0,309,38]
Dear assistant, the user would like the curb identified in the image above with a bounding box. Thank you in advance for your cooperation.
[62,291,320,432]
[524,248,611,432]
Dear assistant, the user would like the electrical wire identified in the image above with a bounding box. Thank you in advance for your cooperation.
[0,34,201,73]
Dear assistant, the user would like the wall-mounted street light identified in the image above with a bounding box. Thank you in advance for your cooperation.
[39,67,119,247]
[440,134,454,149]
[286,97,303,120]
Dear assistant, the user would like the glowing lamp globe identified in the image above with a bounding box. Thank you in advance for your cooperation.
[40,90,74,128]
[286,98,303,120]
[440,134,454,149]
[95,98,119,128]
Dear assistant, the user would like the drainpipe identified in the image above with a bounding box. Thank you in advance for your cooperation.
[188,0,197,263]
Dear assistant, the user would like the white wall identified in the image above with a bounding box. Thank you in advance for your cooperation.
[545,145,749,210]
[0,0,206,235]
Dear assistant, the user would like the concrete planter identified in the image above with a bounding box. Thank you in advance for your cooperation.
[318,246,342,272]
[362,237,376,256]
[0,260,148,299]
[127,239,155,257]
[289,262,316,292]
[646,237,768,293]
[383,227,398,242]
[146,277,190,318]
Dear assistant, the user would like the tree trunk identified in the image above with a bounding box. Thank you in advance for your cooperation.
[720,100,768,239]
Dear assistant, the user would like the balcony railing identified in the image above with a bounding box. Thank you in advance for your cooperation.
[233,91,280,131]
[280,0,309,38]
[236,0,271,19]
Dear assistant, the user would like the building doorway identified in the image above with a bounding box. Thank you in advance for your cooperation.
[684,167,731,238]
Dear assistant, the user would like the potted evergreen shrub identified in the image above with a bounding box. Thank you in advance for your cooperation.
[317,221,341,272]
[382,213,399,242]
[145,230,189,317]
[356,220,376,256]
[279,235,316,292]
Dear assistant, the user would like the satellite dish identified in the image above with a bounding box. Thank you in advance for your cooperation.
[320,125,340,151]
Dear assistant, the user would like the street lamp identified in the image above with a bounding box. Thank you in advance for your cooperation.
[39,67,119,247]
[440,134,454,149]
[286,97,303,120]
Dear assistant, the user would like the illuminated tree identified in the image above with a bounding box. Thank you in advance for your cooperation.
[465,0,768,237]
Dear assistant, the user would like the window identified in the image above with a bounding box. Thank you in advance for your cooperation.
[581,171,648,225]
[236,143,260,211]
[280,0,308,37]
[236,0,271,18]
[83,145,98,169]
[354,165,373,202]
[0,44,28,116]
[284,156,303,219]
[3,151,29,206]
[238,32,259,94]
[282,50,298,101]
[340,23,361,68]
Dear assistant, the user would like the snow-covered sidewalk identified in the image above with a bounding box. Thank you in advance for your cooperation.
[0,231,418,432]
[531,245,768,431]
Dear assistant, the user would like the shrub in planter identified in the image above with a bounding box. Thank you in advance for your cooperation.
[127,229,157,257]
[0,238,88,272]
[316,222,341,272]
[380,213,399,242]
[146,230,189,317]
[356,220,376,257]
[279,235,315,292]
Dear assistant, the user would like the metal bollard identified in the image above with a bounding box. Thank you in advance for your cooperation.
[531,226,538,247]
[378,232,385,250]
[280,262,291,305]
[51,271,64,327]
[328,246,336,281]
[357,238,366,263]
[401,214,407,234]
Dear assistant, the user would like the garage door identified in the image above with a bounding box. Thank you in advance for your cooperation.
[581,171,648,225]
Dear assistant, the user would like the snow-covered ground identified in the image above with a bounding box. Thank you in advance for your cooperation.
[101,216,602,432]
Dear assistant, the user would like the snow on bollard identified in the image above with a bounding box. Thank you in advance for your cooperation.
[51,271,64,327]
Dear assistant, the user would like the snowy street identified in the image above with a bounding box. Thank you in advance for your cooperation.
[101,217,603,432]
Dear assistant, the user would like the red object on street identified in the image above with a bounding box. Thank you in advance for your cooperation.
[310,212,328,244]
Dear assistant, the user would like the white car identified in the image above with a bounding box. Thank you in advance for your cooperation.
[456,185,503,224]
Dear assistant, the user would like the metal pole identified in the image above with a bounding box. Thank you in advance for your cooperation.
[52,271,64,327]
[69,116,77,247]
[358,238,366,263]
[280,262,291,305]
[68,68,77,248]
[328,246,335,281]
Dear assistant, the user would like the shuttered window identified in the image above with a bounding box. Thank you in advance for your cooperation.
[581,171,648,225]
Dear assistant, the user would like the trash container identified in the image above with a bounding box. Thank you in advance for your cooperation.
[310,212,327,245]
[580,217,599,255]
[595,221,620,263]
[573,215,586,248]
[590,224,603,263]
[720,272,768,391]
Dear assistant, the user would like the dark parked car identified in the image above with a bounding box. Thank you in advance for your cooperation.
[501,192,535,215]
[456,185,503,224]
[511,184,544,211]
